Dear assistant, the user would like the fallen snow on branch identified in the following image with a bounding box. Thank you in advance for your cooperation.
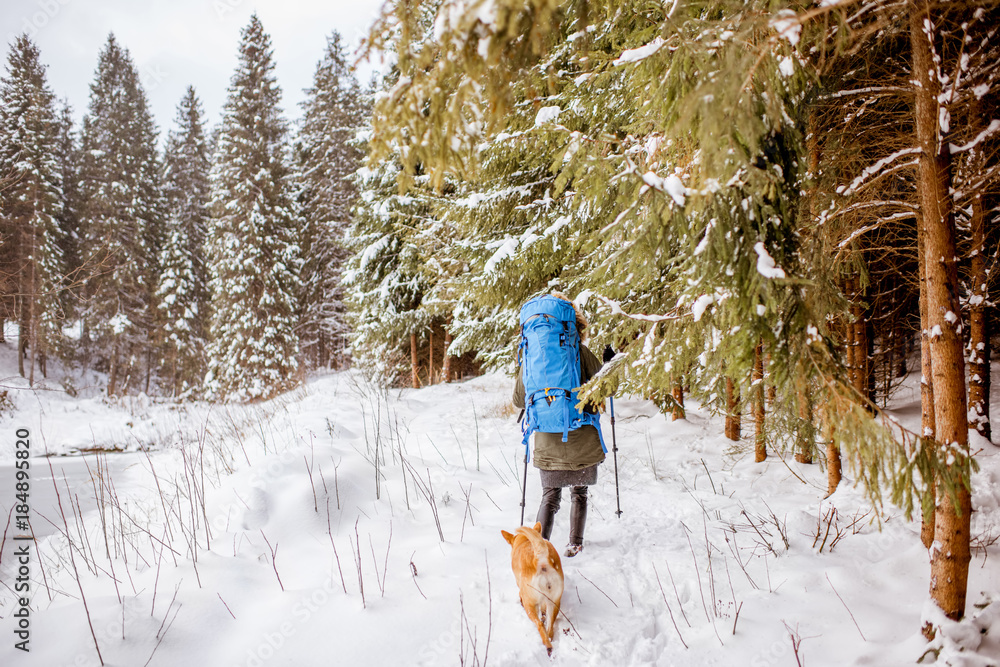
[837,147,921,196]
[949,119,1000,154]
[754,242,786,279]
[613,36,665,66]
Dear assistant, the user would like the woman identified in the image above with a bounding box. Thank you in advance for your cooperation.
[512,293,605,557]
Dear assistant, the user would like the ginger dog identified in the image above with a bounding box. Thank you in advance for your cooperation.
[501,522,564,653]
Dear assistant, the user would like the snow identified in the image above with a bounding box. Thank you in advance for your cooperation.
[640,171,686,205]
[664,174,686,206]
[770,11,801,46]
[612,37,666,66]
[753,242,786,279]
[778,56,795,78]
[484,236,518,273]
[534,105,561,126]
[837,147,921,196]
[2,345,1000,666]
[950,119,1000,155]
[691,294,714,321]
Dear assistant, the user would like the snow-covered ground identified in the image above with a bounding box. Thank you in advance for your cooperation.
[1,345,999,666]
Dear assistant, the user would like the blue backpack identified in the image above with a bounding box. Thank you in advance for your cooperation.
[518,295,606,458]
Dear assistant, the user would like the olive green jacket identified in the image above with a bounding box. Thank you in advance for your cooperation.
[513,344,606,471]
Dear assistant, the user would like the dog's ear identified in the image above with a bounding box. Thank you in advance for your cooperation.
[533,522,542,533]
[501,530,515,545]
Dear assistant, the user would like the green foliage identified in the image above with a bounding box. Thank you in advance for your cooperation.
[206,14,302,400]
[78,34,164,392]
[0,34,66,373]
[296,31,366,370]
[157,86,211,397]
[359,0,995,520]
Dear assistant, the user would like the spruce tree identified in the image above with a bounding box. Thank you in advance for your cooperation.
[53,100,83,326]
[78,34,164,395]
[344,140,434,384]
[158,86,211,397]
[206,14,302,400]
[296,31,365,370]
[366,0,1000,635]
[0,34,65,382]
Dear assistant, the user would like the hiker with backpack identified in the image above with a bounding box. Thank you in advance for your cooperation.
[513,292,607,558]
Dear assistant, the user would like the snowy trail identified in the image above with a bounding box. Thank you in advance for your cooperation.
[0,369,999,666]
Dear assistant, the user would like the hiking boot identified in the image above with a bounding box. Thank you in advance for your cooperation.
[564,543,583,558]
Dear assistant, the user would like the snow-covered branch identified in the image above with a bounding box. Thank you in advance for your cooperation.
[949,119,1000,154]
[836,147,921,196]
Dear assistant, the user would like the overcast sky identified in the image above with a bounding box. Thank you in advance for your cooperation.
[2,0,386,137]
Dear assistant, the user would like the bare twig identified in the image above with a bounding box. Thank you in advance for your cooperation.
[218,593,236,619]
[484,551,492,666]
[723,556,742,635]
[460,483,475,542]
[409,551,427,600]
[578,572,618,608]
[825,573,866,641]
[326,500,348,594]
[48,458,104,665]
[652,563,689,649]
[259,530,284,591]
[352,519,366,608]
[144,594,182,667]
[700,458,717,494]
[683,524,723,646]
[304,455,318,513]
[663,558,691,627]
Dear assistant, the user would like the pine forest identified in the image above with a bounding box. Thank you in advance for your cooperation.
[1,1,1000,664]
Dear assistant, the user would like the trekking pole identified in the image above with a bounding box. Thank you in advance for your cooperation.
[518,409,529,525]
[610,396,622,517]
[603,344,622,517]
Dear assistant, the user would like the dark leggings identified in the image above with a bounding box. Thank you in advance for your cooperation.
[536,485,588,545]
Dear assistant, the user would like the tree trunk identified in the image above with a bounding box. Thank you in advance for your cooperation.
[753,341,766,462]
[725,376,740,441]
[851,279,871,405]
[442,329,452,383]
[911,0,972,628]
[765,351,776,406]
[795,371,814,464]
[824,403,841,495]
[895,313,908,378]
[27,221,37,386]
[17,321,25,379]
[794,108,818,467]
[918,212,937,549]
[428,328,434,385]
[845,277,857,390]
[410,332,420,389]
[967,110,991,442]
[28,291,36,386]
[108,341,119,396]
[671,380,684,421]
